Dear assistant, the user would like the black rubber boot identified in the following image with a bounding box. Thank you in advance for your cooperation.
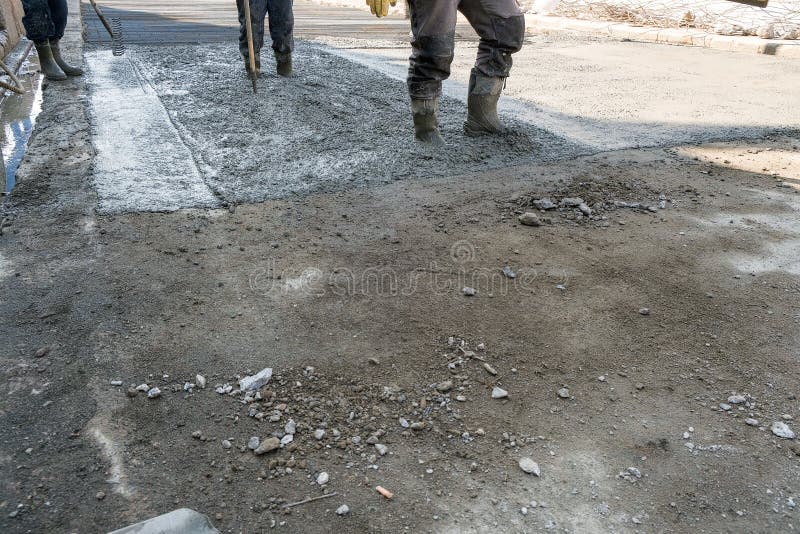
[49,40,83,76]
[34,42,67,81]
[411,98,445,146]
[275,52,292,77]
[464,70,506,136]
[243,51,261,75]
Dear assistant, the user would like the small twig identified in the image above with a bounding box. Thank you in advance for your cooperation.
[282,492,337,509]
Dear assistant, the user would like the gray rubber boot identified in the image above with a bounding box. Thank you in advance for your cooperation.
[49,40,83,76]
[275,52,292,77]
[411,98,445,146]
[464,70,506,136]
[34,42,67,81]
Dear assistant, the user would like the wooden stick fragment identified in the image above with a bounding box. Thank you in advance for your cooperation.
[282,492,338,508]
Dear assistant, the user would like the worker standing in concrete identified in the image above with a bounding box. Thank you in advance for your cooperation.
[368,0,525,146]
[236,0,294,77]
[21,0,83,81]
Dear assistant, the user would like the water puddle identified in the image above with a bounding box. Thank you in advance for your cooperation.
[1,48,43,194]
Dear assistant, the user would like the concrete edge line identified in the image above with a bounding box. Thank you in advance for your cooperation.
[524,14,800,58]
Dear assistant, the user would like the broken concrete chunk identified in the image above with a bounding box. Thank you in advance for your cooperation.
[518,212,541,227]
[519,457,541,476]
[560,197,584,207]
[239,368,273,391]
[772,421,796,439]
[108,508,219,534]
[492,387,508,399]
[254,437,280,455]
[533,198,556,210]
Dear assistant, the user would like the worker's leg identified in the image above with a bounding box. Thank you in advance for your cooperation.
[266,0,294,76]
[406,0,458,100]
[459,0,524,135]
[47,0,67,39]
[237,0,268,71]
[21,0,66,80]
[406,0,459,145]
[47,0,82,76]
[21,0,54,43]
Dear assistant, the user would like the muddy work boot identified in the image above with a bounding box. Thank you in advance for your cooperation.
[464,70,506,136]
[243,51,261,75]
[34,42,66,81]
[275,52,292,77]
[49,40,83,76]
[411,98,445,146]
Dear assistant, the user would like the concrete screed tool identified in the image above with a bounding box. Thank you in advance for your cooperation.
[243,0,258,94]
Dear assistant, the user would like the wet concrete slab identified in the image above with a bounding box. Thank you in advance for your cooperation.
[87,42,584,212]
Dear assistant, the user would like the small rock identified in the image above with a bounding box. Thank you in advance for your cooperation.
[578,203,592,216]
[519,457,541,476]
[239,367,273,391]
[96,491,106,501]
[126,387,138,398]
[518,212,541,227]
[462,287,477,296]
[771,422,796,439]
[557,387,570,399]
[533,198,556,210]
[280,434,294,446]
[254,437,280,455]
[313,429,326,440]
[436,380,453,392]
[215,384,233,395]
[745,418,759,427]
[248,437,260,450]
[34,346,51,358]
[195,374,207,389]
[455,395,467,402]
[635,383,645,391]
[110,380,123,386]
[727,395,746,404]
[191,430,202,439]
[136,383,150,392]
[410,422,425,430]
[501,266,516,279]
[638,308,650,316]
[560,197,583,208]
[627,467,642,478]
[492,387,508,399]
[719,403,731,411]
[221,440,232,449]
[316,472,329,485]
[147,387,161,399]
[285,419,297,435]
[375,444,388,456]
[336,504,350,516]
[483,363,498,376]
[399,418,410,428]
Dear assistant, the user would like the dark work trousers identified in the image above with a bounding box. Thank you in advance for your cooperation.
[236,0,294,57]
[21,0,68,43]
[407,0,525,99]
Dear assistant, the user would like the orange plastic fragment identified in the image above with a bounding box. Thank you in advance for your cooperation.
[376,486,394,499]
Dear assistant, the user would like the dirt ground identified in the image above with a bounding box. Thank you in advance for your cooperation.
[1,4,800,534]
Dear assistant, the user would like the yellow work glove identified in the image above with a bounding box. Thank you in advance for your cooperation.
[367,0,397,18]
